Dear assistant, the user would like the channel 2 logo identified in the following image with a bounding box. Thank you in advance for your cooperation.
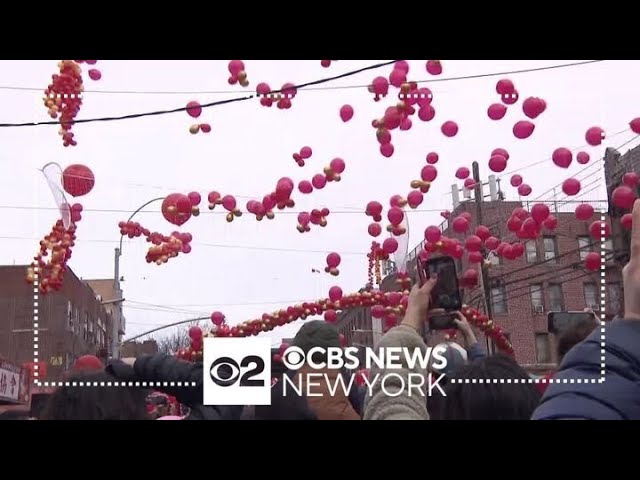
[202,337,271,406]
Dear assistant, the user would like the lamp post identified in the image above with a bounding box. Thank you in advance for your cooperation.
[112,197,164,359]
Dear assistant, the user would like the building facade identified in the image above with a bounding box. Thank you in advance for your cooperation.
[0,265,113,381]
[85,277,126,356]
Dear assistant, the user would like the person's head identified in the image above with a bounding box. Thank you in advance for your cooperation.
[556,321,598,362]
[436,354,541,420]
[73,355,104,372]
[291,320,341,365]
[41,371,149,420]
[429,341,468,376]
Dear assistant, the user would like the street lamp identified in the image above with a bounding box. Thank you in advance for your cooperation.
[112,197,164,359]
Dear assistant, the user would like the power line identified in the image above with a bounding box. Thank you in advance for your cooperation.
[0,60,605,96]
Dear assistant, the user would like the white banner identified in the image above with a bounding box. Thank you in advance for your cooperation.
[0,366,21,402]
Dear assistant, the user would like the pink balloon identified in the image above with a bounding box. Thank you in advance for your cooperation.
[329,286,343,302]
[395,61,410,73]
[496,79,515,95]
[380,143,394,157]
[510,175,523,187]
[424,226,441,243]
[298,180,313,194]
[88,69,101,81]
[491,148,510,161]
[575,203,594,221]
[456,167,470,180]
[522,97,546,119]
[407,190,424,208]
[464,178,477,190]
[312,174,327,189]
[513,120,535,139]
[300,146,312,159]
[576,151,590,164]
[418,105,435,122]
[340,105,354,122]
[441,121,459,137]
[630,117,640,134]
[426,60,442,75]
[400,117,412,131]
[585,126,605,146]
[489,154,507,173]
[426,152,439,164]
[552,148,572,168]
[502,90,519,105]
[383,237,399,254]
[488,103,507,120]
[389,69,406,87]
[421,165,438,182]
[330,158,346,174]
[186,101,202,118]
[387,207,405,226]
[298,212,311,226]
[228,60,245,75]
[368,223,382,237]
[518,184,532,196]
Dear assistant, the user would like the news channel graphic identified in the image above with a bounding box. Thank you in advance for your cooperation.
[203,337,272,406]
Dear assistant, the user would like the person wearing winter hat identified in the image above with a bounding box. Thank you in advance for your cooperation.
[73,355,104,371]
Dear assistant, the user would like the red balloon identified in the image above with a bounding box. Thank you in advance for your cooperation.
[584,252,601,271]
[186,101,202,118]
[630,117,640,134]
[496,79,515,95]
[452,216,469,233]
[465,235,483,252]
[552,148,572,168]
[426,152,439,164]
[589,221,611,240]
[441,121,459,137]
[188,191,201,206]
[383,237,399,254]
[461,268,479,288]
[475,225,491,241]
[298,180,313,194]
[62,164,95,197]
[188,326,202,340]
[330,158,346,174]
[575,203,594,221]
[502,90,519,105]
[453,245,465,259]
[312,174,327,189]
[368,223,382,237]
[300,146,312,159]
[456,167,470,180]
[387,207,405,226]
[518,184,532,196]
[522,97,546,119]
[507,216,523,232]
[621,213,633,230]
[384,107,403,129]
[461,212,472,221]
[377,129,392,145]
[418,105,436,122]
[489,154,507,173]
[513,120,535,139]
[324,310,338,323]
[326,252,341,268]
[585,126,605,146]
[464,178,477,190]
[211,311,225,326]
[371,305,385,318]
[576,152,590,165]
[380,143,395,157]
[468,251,483,264]
[339,105,354,122]
[491,148,510,161]
[562,178,581,196]
[612,186,636,210]
[366,201,383,218]
[543,215,558,231]
[531,203,550,224]
[421,165,438,182]
[161,193,192,226]
[522,217,539,236]
[488,103,507,120]
[485,236,500,250]
[88,69,102,81]
[513,208,529,220]
[623,172,640,188]
[510,175,523,187]
[426,60,442,75]
[329,286,343,302]
[407,190,424,208]
[424,226,442,243]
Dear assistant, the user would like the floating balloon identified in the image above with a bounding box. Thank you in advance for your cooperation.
[426,152,439,164]
[418,105,436,122]
[329,286,343,302]
[562,178,581,196]
[88,69,101,81]
[575,203,594,221]
[425,226,441,243]
[531,203,550,224]
[552,148,572,168]
[340,105,354,122]
[624,172,640,188]
[475,225,491,242]
[387,207,404,226]
[621,213,633,230]
[585,126,605,146]
[488,103,507,120]
[517,184,532,197]
[584,252,601,271]
[186,101,202,118]
[485,236,500,251]
[321,60,332,67]
[465,235,482,253]
[441,121,459,137]
[426,60,442,75]
[452,216,469,233]
[407,190,424,209]
[464,178,477,190]
[368,223,382,237]
[468,251,483,264]
[324,310,338,323]
[161,193,192,226]
[62,164,95,197]
[496,79,515,95]
[330,158,346,174]
[612,185,636,210]
[312,174,327,189]
[631,118,640,134]
[421,165,438,182]
[489,154,507,173]
[383,237,399,254]
[461,268,479,288]
[543,215,558,231]
[513,120,535,139]
[380,143,395,157]
[522,97,546,119]
[456,167,470,179]
[510,174,523,187]
[491,148,510,161]
[589,220,610,240]
[298,180,313,194]
[211,311,225,326]
[576,152,590,164]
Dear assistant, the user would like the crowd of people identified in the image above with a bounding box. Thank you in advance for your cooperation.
[3,203,640,421]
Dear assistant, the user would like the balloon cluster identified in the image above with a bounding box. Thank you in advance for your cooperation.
[445,305,514,356]
[146,232,193,265]
[256,82,297,109]
[297,208,330,233]
[62,164,95,198]
[245,177,301,221]
[293,146,312,167]
[162,193,198,226]
[189,123,212,134]
[367,241,385,287]
[228,60,249,87]
[184,101,212,134]
[43,60,89,147]
[507,204,557,240]
[325,252,341,276]
[386,200,407,237]
[26,220,77,294]
[207,191,242,222]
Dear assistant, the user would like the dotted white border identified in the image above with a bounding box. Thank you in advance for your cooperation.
[45,93,83,99]
[449,208,607,385]
[31,265,196,388]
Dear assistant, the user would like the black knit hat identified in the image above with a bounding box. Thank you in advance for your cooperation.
[291,320,341,354]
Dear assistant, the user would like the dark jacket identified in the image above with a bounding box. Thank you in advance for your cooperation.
[108,354,242,421]
[532,319,640,420]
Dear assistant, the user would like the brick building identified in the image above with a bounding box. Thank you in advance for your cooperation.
[336,197,621,369]
[0,265,113,381]
[85,278,126,355]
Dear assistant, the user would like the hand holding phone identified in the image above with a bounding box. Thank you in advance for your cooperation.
[417,256,462,311]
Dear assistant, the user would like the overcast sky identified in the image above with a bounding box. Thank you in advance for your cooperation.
[0,60,638,346]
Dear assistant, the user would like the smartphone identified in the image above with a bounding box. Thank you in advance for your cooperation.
[547,311,596,334]
[428,313,457,331]
[417,256,462,311]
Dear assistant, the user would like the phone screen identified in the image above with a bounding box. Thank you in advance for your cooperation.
[423,257,462,310]
[548,312,595,334]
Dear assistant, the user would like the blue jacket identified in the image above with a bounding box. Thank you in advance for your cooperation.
[532,319,640,420]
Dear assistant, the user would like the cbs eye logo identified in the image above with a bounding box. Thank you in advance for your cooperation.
[209,355,265,387]
[281,346,306,370]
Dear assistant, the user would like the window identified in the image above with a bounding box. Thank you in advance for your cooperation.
[535,333,551,364]
[578,236,591,260]
[525,241,538,263]
[543,236,558,263]
[584,283,598,309]
[530,284,544,310]
[608,283,622,315]
[67,301,73,331]
[548,284,564,311]
[491,286,508,314]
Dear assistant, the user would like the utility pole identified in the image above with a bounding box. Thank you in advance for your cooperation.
[472,161,494,355]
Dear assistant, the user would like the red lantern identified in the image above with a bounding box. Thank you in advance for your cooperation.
[62,164,95,197]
